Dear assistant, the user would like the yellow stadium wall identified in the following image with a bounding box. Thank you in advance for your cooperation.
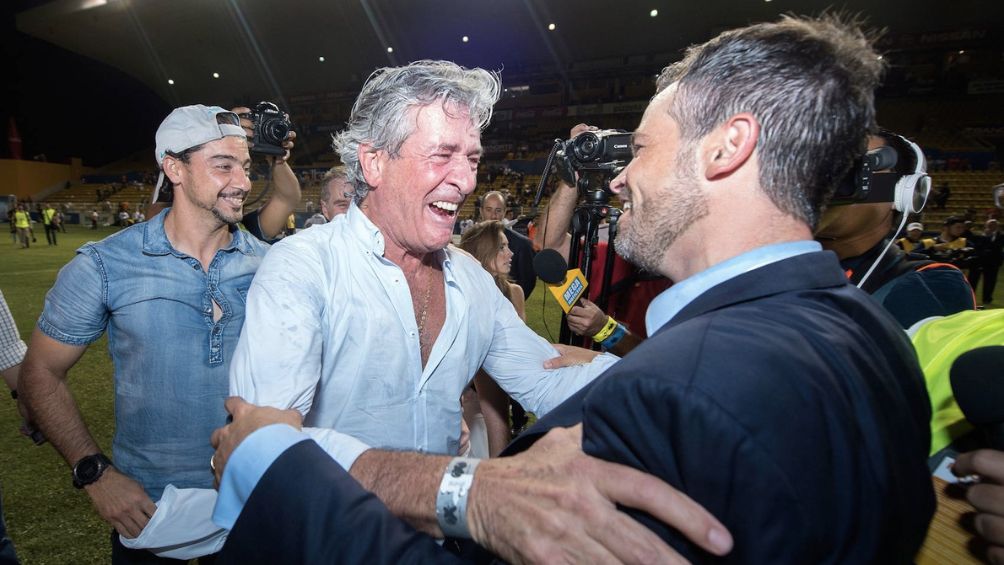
[0,158,91,199]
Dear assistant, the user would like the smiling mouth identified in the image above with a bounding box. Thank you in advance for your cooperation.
[429,200,459,217]
[218,192,246,207]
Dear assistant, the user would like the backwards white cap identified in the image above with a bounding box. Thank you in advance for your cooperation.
[151,105,245,203]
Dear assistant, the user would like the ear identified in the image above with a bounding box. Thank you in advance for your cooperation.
[358,143,385,190]
[162,156,185,185]
[703,113,759,181]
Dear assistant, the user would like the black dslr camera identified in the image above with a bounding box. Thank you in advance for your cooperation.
[559,129,632,175]
[241,101,291,156]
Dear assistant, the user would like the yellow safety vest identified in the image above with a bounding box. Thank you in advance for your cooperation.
[912,309,1004,455]
[14,210,29,229]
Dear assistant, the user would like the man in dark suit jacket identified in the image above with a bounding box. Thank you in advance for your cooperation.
[506,250,934,562]
[211,16,934,563]
[969,218,1004,305]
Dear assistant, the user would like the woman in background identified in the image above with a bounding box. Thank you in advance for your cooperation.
[458,220,525,457]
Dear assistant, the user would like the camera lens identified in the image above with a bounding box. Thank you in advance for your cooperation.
[263,119,290,145]
[573,133,601,162]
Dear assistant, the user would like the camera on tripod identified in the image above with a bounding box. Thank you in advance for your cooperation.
[530,127,634,347]
[559,129,632,176]
[241,101,292,156]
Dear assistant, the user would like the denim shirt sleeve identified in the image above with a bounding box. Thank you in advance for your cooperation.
[37,246,109,346]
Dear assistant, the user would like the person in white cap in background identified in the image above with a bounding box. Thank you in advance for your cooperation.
[896,222,935,253]
[19,105,288,563]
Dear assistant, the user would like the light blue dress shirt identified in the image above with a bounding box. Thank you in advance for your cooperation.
[229,203,617,471]
[645,241,823,335]
[214,239,823,530]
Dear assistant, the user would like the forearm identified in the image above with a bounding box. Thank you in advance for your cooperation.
[486,306,617,416]
[19,360,100,465]
[349,449,452,536]
[535,181,578,254]
[0,364,19,392]
[256,162,302,239]
[474,372,512,458]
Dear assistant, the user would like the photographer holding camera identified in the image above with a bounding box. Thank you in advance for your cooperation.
[20,104,289,563]
[148,102,301,242]
[534,124,668,358]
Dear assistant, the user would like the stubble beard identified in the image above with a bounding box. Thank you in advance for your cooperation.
[615,158,708,274]
[211,204,242,227]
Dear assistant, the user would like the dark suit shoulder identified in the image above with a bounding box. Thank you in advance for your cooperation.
[579,285,934,563]
[504,227,533,249]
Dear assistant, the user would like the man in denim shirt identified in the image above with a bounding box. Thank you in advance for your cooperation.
[20,105,273,563]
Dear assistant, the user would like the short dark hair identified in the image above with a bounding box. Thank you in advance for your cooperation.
[161,142,208,196]
[658,15,885,227]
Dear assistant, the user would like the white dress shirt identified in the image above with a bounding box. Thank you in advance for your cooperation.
[230,204,616,470]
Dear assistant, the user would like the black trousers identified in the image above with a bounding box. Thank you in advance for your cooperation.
[970,263,1001,304]
[111,531,217,565]
[43,224,58,245]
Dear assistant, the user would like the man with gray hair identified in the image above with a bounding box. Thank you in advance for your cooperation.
[218,15,933,563]
[304,165,355,228]
[223,60,730,563]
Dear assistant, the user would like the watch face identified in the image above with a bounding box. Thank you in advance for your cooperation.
[75,457,100,482]
[74,455,108,486]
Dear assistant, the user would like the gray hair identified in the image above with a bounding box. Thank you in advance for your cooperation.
[319,165,349,203]
[658,15,885,227]
[332,60,501,203]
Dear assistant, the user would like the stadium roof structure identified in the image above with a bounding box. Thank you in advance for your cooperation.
[15,0,1003,108]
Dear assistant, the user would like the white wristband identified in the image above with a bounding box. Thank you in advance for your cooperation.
[435,456,480,539]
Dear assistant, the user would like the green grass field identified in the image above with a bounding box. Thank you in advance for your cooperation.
[0,223,564,564]
[2,225,123,564]
[0,223,1000,563]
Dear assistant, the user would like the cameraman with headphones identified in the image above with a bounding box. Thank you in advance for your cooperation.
[813,131,975,328]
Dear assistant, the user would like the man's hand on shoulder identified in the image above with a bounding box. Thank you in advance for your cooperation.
[467,424,733,564]
[210,396,303,485]
[84,467,157,539]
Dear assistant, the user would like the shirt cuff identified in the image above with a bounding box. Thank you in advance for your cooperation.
[303,426,373,471]
[0,337,26,372]
[212,424,311,530]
